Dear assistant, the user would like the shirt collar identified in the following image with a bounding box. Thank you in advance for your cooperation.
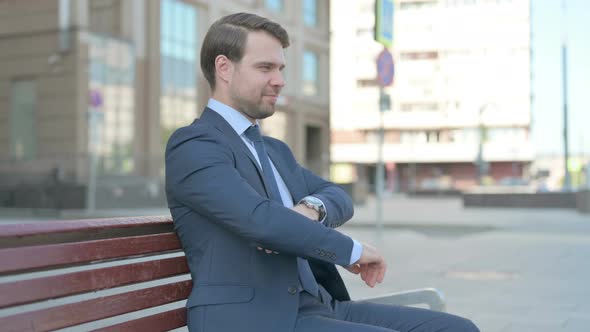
[207,98,258,136]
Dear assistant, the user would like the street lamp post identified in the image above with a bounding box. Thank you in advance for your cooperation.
[561,0,571,191]
[476,104,490,185]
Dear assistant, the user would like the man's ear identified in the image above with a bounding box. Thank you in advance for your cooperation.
[215,55,234,84]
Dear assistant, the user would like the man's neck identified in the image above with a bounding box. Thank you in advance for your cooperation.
[210,93,256,125]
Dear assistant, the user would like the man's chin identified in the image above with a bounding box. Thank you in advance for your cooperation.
[257,106,275,119]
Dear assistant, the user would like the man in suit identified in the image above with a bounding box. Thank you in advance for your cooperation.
[166,12,479,332]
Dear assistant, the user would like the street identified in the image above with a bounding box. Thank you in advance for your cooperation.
[340,196,590,332]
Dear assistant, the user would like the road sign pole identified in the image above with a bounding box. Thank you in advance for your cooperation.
[374,0,394,238]
[376,89,387,238]
[86,90,103,214]
[375,48,394,238]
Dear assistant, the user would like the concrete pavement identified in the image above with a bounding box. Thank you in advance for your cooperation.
[339,196,590,332]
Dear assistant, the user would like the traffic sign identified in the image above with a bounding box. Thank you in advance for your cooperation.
[374,0,394,48]
[376,48,394,87]
[89,89,103,108]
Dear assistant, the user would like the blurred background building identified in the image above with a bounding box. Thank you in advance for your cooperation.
[0,0,588,211]
[330,0,533,193]
[0,0,330,209]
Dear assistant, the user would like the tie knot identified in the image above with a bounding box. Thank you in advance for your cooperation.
[245,125,263,143]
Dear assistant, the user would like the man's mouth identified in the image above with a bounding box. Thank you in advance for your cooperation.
[264,95,279,103]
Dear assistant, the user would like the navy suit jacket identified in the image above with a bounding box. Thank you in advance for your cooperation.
[165,108,355,331]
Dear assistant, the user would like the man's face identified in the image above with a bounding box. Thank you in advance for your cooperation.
[228,31,286,121]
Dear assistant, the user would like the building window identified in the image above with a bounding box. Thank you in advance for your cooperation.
[302,50,319,96]
[400,103,439,112]
[400,51,439,60]
[265,0,284,12]
[88,35,136,175]
[160,0,198,147]
[357,78,378,87]
[303,0,318,27]
[400,1,437,10]
[426,131,441,143]
[400,131,427,144]
[10,79,37,161]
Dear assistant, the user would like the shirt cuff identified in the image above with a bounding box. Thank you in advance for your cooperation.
[349,238,363,265]
[311,196,328,223]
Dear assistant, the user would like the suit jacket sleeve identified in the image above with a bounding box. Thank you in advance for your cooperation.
[272,140,354,229]
[165,125,354,266]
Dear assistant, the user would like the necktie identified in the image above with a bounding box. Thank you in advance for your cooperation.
[244,125,319,297]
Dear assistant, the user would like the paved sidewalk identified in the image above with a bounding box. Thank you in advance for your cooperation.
[339,196,590,332]
[1,195,589,331]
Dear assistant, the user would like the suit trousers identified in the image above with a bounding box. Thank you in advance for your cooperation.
[294,286,479,332]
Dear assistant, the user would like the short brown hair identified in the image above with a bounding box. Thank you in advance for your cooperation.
[200,12,290,90]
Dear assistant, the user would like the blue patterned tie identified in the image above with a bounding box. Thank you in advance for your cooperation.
[244,125,319,297]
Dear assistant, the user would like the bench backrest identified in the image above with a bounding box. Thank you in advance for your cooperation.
[0,216,190,331]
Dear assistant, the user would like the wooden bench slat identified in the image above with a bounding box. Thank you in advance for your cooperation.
[0,280,192,332]
[0,216,172,238]
[92,307,187,332]
[0,256,189,308]
[0,233,181,274]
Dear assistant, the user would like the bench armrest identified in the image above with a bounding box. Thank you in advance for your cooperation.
[363,288,446,312]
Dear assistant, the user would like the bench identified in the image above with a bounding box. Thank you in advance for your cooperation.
[0,216,445,331]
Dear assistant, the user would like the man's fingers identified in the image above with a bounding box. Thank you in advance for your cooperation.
[358,262,386,288]
[345,264,361,274]
[257,247,279,254]
[369,262,386,287]
[360,265,369,282]
[365,264,376,288]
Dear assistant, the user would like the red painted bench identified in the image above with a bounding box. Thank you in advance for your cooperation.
[0,217,445,331]
[0,217,190,331]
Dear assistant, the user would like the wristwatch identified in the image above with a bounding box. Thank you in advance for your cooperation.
[298,196,326,221]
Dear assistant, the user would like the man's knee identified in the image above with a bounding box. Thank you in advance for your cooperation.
[452,317,480,332]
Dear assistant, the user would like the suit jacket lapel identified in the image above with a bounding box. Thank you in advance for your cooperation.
[198,108,272,198]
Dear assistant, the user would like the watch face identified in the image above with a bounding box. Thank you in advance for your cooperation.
[304,196,321,205]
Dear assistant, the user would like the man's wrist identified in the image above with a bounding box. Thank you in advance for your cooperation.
[298,196,326,221]
[349,238,363,265]
[298,203,319,220]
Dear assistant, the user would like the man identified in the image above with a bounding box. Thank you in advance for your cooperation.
[165,12,479,332]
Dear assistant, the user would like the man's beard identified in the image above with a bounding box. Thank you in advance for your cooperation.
[231,91,275,120]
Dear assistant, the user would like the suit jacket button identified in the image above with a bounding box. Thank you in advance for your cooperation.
[288,286,298,295]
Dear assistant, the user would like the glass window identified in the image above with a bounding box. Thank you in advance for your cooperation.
[400,1,436,10]
[160,0,198,148]
[10,80,37,161]
[265,0,284,12]
[303,0,318,27]
[88,35,136,175]
[302,51,319,96]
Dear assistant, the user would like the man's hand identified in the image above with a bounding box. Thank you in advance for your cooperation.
[291,204,320,221]
[257,246,279,254]
[346,243,387,288]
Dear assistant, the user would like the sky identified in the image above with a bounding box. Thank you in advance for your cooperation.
[531,0,590,157]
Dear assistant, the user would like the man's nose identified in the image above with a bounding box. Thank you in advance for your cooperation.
[270,70,285,88]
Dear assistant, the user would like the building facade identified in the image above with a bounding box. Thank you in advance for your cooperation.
[330,0,533,192]
[0,0,331,208]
